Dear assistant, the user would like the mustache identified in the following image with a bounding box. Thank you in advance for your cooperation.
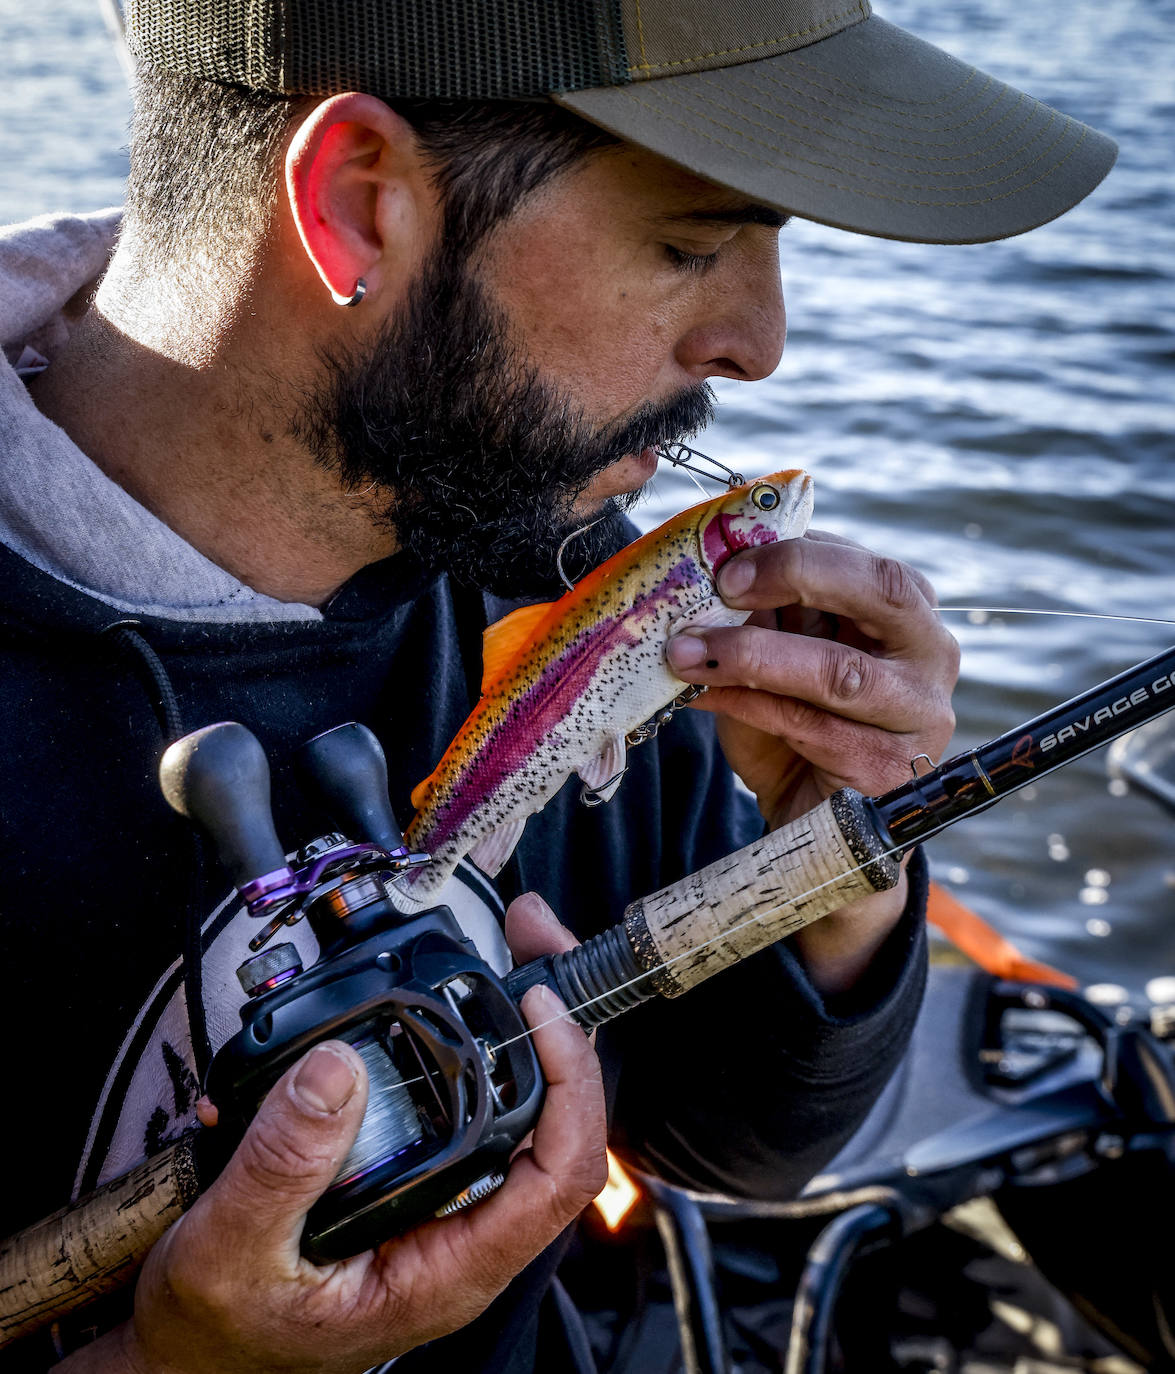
[593,384,718,467]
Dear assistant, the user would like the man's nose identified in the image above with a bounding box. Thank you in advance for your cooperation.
[674,255,786,384]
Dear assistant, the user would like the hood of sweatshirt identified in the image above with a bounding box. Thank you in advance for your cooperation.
[0,210,321,622]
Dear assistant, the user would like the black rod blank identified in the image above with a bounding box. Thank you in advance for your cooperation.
[871,645,1175,854]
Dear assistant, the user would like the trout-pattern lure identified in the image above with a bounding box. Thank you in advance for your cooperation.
[400,470,814,905]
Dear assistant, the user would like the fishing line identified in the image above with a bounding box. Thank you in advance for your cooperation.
[369,842,912,1104]
[939,607,1175,627]
[675,462,712,502]
[427,606,1175,1065]
[482,611,1175,1047]
[397,600,1175,1092]
[487,839,914,1056]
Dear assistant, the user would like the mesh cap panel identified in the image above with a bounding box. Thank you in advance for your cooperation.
[124,0,1118,246]
[126,0,630,99]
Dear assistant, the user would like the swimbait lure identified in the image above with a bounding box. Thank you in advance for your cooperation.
[400,470,814,904]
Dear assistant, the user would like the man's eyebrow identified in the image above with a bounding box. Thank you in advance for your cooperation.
[665,205,791,229]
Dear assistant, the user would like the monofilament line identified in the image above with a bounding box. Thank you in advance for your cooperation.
[377,841,909,1100]
[403,611,1175,1080]
[939,607,1175,627]
[488,838,912,1054]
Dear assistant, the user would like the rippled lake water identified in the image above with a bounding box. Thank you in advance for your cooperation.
[2,0,1173,999]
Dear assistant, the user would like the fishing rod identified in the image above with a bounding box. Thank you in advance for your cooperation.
[2,645,1173,1346]
[512,641,1175,1020]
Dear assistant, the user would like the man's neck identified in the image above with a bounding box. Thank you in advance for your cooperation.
[27,306,398,608]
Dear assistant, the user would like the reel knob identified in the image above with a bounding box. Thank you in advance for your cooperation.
[297,723,407,856]
[159,722,289,889]
[237,943,303,998]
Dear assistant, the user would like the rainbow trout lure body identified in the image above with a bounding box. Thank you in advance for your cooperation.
[401,470,814,905]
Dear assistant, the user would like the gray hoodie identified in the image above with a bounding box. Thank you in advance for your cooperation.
[0,209,319,622]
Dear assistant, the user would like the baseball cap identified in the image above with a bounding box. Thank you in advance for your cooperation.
[124,0,1117,246]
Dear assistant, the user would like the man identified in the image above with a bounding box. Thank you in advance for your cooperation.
[0,1,1113,1370]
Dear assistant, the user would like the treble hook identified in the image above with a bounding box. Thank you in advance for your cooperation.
[578,685,710,807]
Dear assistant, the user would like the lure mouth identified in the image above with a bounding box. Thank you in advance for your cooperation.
[695,509,742,578]
[704,510,756,574]
[714,513,743,562]
[699,470,814,578]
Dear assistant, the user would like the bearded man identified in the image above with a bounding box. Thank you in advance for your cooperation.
[0,1,1113,1371]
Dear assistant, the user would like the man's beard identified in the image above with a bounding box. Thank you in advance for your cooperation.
[293,244,716,598]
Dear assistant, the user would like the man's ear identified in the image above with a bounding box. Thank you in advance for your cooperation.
[285,93,424,306]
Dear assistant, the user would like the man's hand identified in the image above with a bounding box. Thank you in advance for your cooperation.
[666,531,959,993]
[67,897,606,1374]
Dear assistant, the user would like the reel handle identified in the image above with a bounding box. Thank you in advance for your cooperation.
[297,723,407,855]
[159,722,289,888]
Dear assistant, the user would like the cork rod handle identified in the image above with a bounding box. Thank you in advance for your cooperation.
[623,789,901,997]
[0,1136,200,1346]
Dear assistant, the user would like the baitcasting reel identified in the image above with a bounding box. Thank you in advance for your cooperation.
[159,721,548,1262]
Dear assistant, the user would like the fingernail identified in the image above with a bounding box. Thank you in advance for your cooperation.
[293,1043,358,1114]
[524,983,569,1020]
[666,633,706,670]
[719,557,755,600]
[514,891,555,924]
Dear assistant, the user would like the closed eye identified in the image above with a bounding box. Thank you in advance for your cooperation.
[664,244,720,274]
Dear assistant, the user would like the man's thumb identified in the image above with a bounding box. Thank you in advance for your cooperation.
[207,1040,368,1255]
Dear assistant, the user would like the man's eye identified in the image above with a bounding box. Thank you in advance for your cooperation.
[664,244,720,274]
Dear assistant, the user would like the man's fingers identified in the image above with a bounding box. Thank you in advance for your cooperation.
[518,985,607,1193]
[463,984,607,1268]
[668,624,949,733]
[701,683,924,792]
[668,528,959,796]
[716,534,941,648]
[505,891,579,964]
[198,1040,368,1263]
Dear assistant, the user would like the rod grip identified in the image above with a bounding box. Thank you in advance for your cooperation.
[623,789,900,998]
[0,1135,202,1347]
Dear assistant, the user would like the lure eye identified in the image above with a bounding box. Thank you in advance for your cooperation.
[751,485,780,511]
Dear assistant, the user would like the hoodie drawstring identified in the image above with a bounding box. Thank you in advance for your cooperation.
[99,620,212,1081]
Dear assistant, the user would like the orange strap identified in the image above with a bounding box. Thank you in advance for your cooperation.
[927,881,1077,989]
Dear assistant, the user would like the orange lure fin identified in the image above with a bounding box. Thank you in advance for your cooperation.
[927,881,1078,989]
[479,602,556,694]
[409,601,557,812]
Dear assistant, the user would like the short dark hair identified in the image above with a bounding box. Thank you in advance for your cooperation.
[123,67,618,287]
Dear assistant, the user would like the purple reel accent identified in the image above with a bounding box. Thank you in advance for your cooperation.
[238,843,408,917]
[239,866,298,915]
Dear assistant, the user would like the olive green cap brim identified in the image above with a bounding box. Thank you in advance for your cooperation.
[554,15,1118,245]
